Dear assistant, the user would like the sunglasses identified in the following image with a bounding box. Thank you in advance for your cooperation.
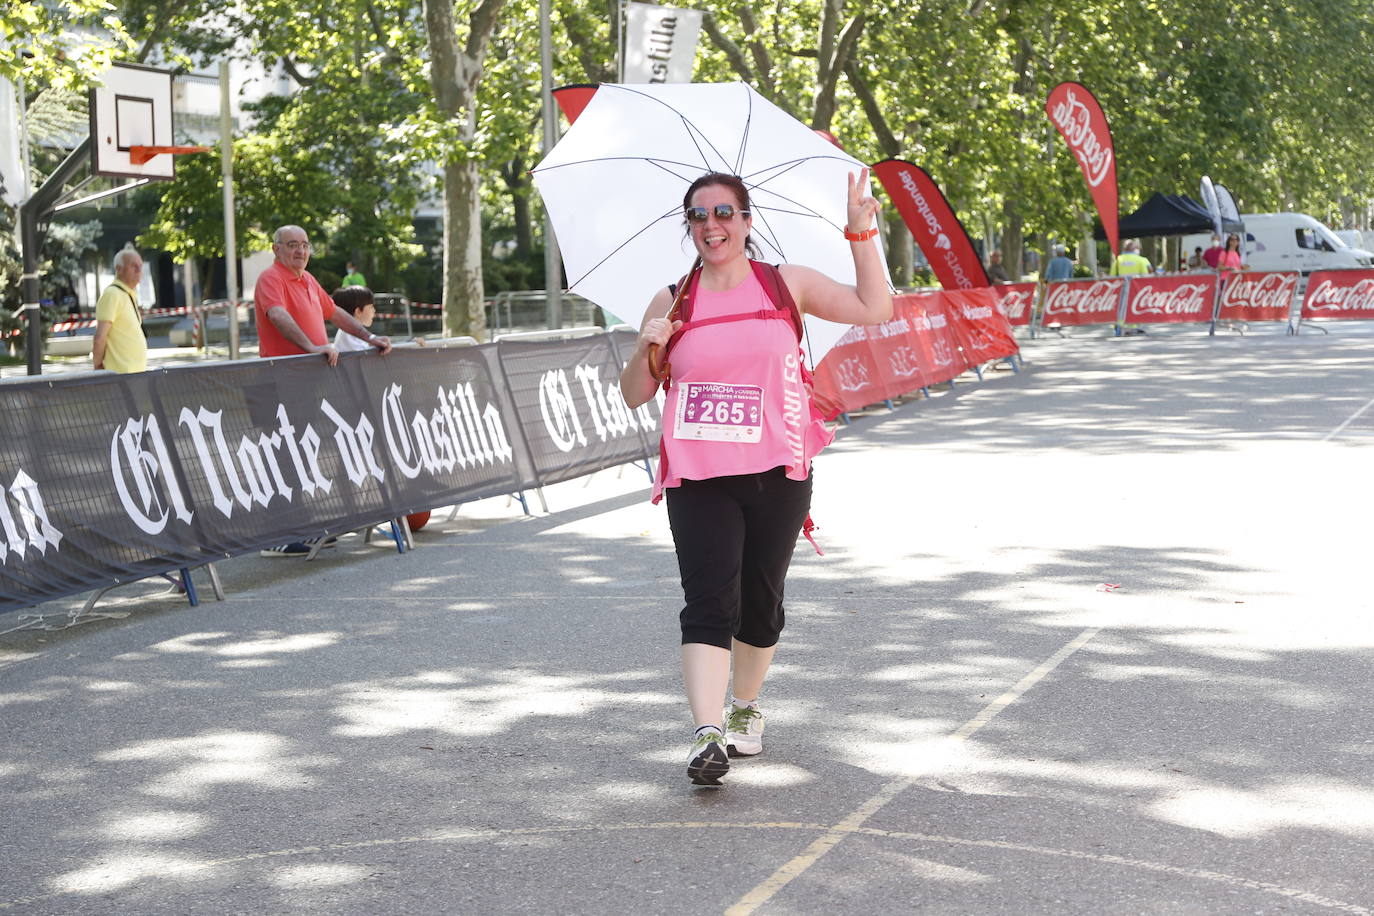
[685,204,750,223]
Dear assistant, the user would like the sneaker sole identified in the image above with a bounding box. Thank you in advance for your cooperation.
[726,741,762,758]
[687,743,730,786]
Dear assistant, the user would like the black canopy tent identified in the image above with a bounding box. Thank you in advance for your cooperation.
[1093,192,1244,240]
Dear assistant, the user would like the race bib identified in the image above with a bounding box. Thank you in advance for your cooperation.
[673,382,764,443]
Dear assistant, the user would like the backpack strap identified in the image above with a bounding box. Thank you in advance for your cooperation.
[749,260,804,342]
[659,265,702,386]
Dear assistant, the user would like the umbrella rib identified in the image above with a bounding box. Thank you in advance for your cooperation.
[599,84,739,174]
[733,86,753,176]
[534,155,728,176]
[563,204,687,292]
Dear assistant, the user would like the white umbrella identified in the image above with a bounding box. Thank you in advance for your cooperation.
[531,81,890,367]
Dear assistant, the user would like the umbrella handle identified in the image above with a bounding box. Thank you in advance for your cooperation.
[647,343,669,382]
[647,257,701,383]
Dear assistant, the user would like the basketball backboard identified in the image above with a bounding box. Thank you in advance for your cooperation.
[89,62,176,180]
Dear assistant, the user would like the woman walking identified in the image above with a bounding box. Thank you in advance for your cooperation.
[620,170,891,785]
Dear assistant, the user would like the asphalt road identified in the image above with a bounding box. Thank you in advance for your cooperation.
[2,324,1373,915]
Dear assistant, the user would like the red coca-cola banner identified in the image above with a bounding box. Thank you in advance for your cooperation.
[552,84,599,124]
[1122,274,1219,324]
[1218,271,1298,322]
[992,282,1038,327]
[873,159,990,290]
[1300,270,1374,320]
[1046,82,1120,256]
[945,288,1020,362]
[1041,278,1125,327]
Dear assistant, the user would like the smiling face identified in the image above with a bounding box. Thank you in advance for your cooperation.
[272,226,312,276]
[687,182,751,265]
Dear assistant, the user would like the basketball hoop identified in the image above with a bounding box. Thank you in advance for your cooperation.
[128,145,211,165]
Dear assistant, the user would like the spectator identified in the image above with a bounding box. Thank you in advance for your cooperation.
[331,286,378,352]
[255,226,392,557]
[1217,234,1245,274]
[1108,238,1151,276]
[92,246,147,373]
[1044,245,1074,282]
[1109,239,1152,335]
[986,249,1010,283]
[1188,246,1206,269]
[1202,234,1223,269]
[342,261,367,287]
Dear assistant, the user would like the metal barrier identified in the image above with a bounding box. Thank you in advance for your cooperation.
[487,291,606,336]
[493,325,605,343]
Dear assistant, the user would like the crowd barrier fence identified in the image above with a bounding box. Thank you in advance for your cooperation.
[0,328,659,617]
[811,286,1021,417]
[1024,268,1374,336]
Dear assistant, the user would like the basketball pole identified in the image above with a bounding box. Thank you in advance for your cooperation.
[219,60,240,359]
[17,138,93,376]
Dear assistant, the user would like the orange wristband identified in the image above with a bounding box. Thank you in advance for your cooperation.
[844,226,878,242]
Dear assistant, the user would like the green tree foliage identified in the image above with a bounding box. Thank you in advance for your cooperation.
[12,0,1374,313]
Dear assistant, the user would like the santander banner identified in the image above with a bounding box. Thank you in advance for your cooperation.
[1219,271,1298,322]
[1122,274,1218,324]
[1300,270,1374,320]
[873,159,990,290]
[992,282,1038,327]
[552,84,599,124]
[1046,82,1120,256]
[1042,278,1125,326]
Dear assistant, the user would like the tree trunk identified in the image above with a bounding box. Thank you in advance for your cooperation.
[885,220,912,287]
[506,158,533,258]
[1001,200,1023,282]
[422,0,507,341]
[443,154,486,340]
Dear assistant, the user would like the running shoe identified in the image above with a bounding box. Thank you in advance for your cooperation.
[687,728,730,786]
[725,704,765,757]
[260,541,311,557]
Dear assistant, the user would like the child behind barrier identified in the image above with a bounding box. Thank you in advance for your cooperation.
[332,286,377,352]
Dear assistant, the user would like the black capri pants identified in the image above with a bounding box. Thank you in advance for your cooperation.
[665,467,813,650]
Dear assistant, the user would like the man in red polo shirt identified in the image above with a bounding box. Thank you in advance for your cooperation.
[256,225,392,557]
[255,225,392,363]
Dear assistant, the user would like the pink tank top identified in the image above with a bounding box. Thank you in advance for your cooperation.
[651,272,834,503]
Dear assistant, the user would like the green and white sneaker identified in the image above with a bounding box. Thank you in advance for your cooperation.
[725,703,765,757]
[687,727,730,786]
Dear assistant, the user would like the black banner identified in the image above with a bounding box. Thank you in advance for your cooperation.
[0,333,662,614]
[497,332,661,487]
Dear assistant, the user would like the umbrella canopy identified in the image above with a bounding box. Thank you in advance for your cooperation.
[531,82,890,366]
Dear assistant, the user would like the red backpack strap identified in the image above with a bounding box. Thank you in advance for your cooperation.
[749,260,804,343]
[660,267,701,384]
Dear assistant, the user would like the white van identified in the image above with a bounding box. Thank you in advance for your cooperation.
[1335,228,1374,252]
[1182,213,1374,274]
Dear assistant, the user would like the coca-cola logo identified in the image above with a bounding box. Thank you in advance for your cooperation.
[1224,273,1297,312]
[1045,280,1121,317]
[1129,282,1210,317]
[1050,86,1113,188]
[997,291,1033,319]
[1306,278,1374,312]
